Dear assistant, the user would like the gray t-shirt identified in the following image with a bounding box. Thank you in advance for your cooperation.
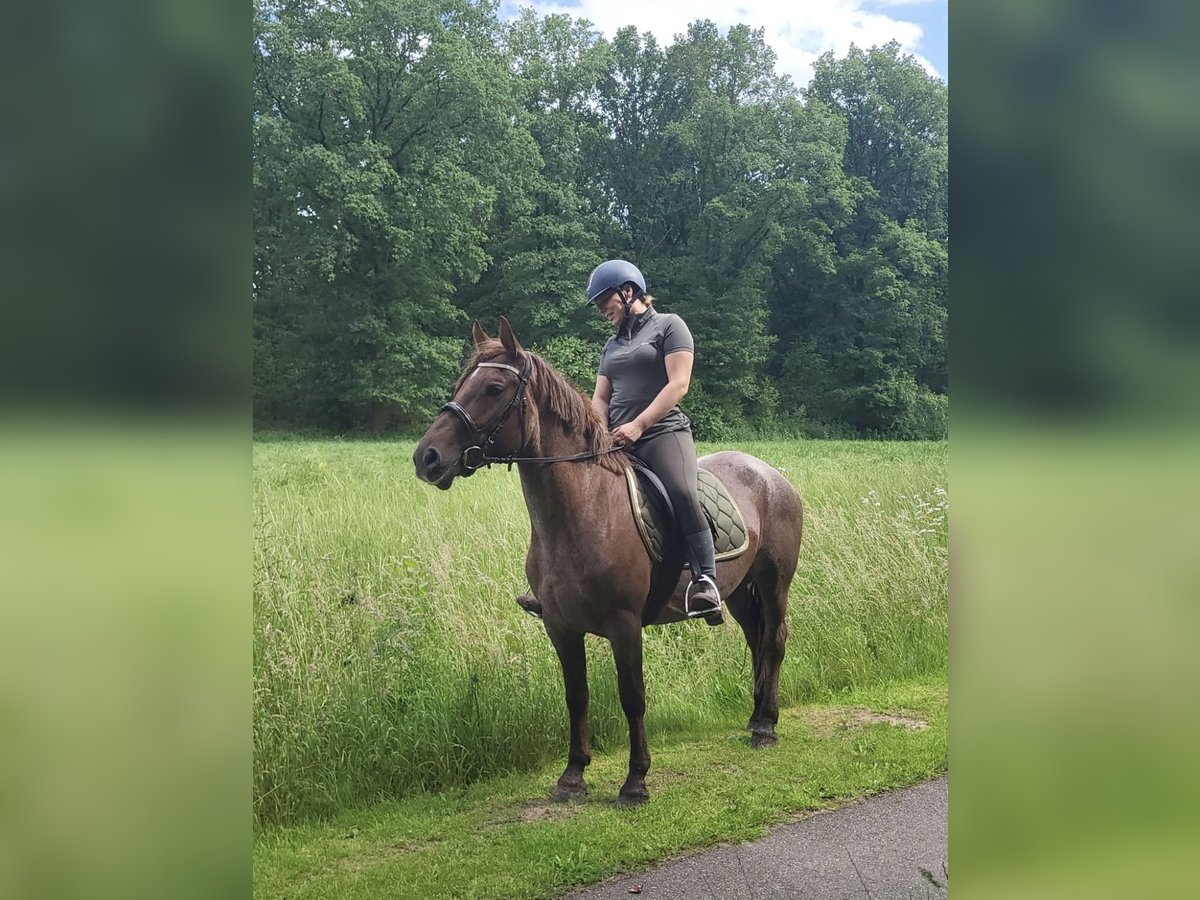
[598,308,693,438]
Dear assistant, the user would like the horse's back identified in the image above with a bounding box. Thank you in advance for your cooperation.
[699,450,803,565]
[699,450,801,516]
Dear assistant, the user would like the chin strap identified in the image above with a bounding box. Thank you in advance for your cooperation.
[620,291,645,331]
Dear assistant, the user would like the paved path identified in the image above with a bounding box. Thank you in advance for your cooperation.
[564,776,948,899]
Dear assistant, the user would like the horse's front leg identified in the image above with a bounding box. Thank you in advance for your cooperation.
[609,612,651,806]
[547,627,591,801]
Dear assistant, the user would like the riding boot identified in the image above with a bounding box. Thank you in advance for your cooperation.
[682,528,724,625]
[515,590,543,619]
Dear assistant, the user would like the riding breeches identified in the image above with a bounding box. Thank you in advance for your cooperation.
[626,428,706,537]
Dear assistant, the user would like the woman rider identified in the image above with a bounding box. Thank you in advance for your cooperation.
[517,259,723,625]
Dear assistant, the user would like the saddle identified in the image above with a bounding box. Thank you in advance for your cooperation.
[624,461,749,566]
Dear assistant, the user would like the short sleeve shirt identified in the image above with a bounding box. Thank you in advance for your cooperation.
[597,308,693,437]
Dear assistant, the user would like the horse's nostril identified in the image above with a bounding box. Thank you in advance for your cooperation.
[422,446,441,470]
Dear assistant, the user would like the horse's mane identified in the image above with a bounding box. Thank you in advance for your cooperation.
[458,341,630,475]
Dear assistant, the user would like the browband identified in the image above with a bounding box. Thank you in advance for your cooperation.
[476,362,520,375]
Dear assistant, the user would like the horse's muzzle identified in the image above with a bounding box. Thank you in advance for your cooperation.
[413,443,457,489]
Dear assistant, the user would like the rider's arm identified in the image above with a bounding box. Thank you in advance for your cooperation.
[592,374,613,424]
[633,350,692,432]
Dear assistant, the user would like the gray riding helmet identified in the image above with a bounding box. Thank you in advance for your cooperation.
[584,259,646,305]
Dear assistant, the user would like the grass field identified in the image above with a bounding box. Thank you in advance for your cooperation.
[253,438,947,829]
[254,677,947,899]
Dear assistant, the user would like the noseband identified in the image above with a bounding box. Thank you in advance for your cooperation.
[440,358,532,472]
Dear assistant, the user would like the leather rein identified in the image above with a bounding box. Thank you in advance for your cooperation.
[439,357,623,472]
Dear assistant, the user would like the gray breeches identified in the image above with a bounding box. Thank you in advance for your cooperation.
[627,428,705,536]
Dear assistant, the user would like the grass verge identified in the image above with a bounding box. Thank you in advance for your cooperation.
[253,675,946,899]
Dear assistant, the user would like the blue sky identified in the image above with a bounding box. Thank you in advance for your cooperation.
[865,0,947,78]
[498,0,948,86]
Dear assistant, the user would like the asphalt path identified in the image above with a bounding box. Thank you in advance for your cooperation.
[564,776,948,899]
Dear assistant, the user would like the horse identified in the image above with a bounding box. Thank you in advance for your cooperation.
[413,317,803,806]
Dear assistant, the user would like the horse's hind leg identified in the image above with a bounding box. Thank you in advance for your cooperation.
[547,628,591,801]
[725,582,766,726]
[736,569,790,749]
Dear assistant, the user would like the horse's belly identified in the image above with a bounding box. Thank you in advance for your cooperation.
[529,547,653,632]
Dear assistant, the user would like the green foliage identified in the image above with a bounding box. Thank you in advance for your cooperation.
[530,335,598,394]
[254,6,948,438]
[461,12,609,346]
[770,42,948,438]
[254,0,540,431]
[807,40,948,239]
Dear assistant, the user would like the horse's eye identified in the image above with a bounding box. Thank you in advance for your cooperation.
[485,383,504,396]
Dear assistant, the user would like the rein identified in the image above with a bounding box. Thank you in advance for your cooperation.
[440,357,623,472]
[520,446,625,465]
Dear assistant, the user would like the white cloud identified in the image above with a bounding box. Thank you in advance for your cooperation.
[507,0,940,86]
[862,0,938,8]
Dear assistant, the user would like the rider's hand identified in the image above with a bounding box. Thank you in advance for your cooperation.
[611,421,645,446]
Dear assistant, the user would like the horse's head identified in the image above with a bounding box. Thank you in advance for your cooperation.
[413,317,531,489]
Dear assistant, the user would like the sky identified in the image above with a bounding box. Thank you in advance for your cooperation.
[497,0,948,88]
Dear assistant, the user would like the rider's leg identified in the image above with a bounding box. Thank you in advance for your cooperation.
[628,429,723,624]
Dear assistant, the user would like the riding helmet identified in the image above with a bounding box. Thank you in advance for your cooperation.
[585,259,646,305]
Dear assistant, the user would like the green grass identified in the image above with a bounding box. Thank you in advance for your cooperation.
[254,439,947,828]
[253,677,946,899]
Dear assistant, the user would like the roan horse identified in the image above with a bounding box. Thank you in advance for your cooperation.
[414,318,803,806]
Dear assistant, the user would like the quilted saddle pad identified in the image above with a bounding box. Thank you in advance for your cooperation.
[624,466,750,565]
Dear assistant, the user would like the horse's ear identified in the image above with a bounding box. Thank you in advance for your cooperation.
[472,320,490,346]
[498,316,523,359]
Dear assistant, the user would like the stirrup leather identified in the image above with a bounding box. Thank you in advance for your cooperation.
[684,575,722,619]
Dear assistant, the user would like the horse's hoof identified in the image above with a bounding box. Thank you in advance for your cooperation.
[552,782,587,803]
[750,730,779,749]
[617,787,649,807]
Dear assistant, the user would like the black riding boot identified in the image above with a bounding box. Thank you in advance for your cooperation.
[515,590,543,618]
[683,528,724,625]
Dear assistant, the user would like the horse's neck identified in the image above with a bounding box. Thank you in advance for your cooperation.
[517,415,616,539]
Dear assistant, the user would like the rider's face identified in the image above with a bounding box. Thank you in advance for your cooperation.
[595,289,624,325]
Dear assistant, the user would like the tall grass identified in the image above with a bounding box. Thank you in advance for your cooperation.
[253,439,947,827]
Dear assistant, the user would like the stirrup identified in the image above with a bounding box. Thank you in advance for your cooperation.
[684,575,722,619]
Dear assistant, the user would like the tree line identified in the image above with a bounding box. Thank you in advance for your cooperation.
[254,0,947,439]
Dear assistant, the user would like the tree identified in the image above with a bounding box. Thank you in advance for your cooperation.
[806,41,948,240]
[457,11,609,354]
[253,0,539,430]
[767,40,948,437]
[251,4,948,439]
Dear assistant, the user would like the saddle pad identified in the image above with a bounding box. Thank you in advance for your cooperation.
[625,467,750,565]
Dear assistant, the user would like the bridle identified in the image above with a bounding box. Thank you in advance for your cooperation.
[439,355,622,472]
[440,358,531,473]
